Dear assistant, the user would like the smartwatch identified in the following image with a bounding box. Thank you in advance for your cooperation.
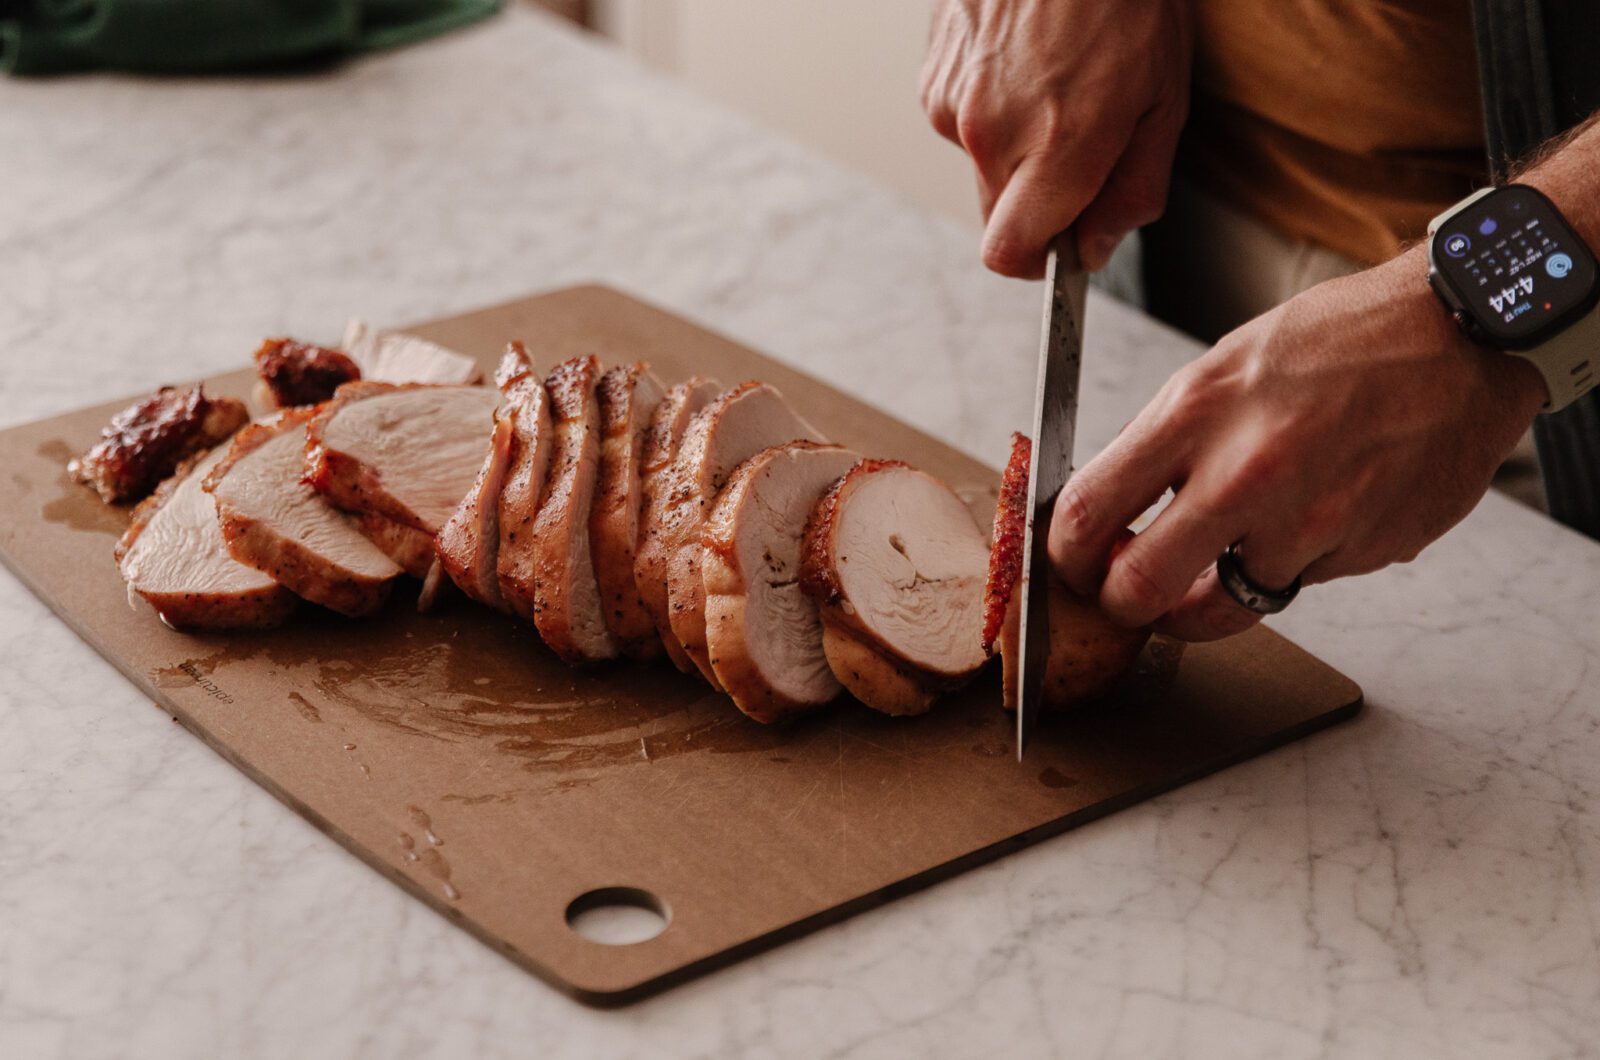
[1427,183,1600,411]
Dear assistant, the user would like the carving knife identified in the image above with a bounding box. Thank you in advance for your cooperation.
[1016,234,1087,760]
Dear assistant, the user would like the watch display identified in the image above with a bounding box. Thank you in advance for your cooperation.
[1429,185,1600,350]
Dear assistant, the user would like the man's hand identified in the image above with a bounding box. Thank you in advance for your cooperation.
[919,0,1192,278]
[1048,248,1548,641]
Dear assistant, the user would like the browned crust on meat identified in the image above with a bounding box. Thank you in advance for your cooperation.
[821,624,941,717]
[495,344,546,622]
[205,409,394,618]
[590,363,663,659]
[527,355,616,664]
[437,414,513,609]
[983,432,1031,654]
[72,385,249,504]
[253,338,361,409]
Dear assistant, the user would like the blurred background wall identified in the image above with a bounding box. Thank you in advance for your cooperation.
[585,0,976,225]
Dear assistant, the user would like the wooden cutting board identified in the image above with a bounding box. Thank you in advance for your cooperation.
[0,285,1362,1005]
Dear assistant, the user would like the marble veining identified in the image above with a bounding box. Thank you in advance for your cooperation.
[1,7,1598,1058]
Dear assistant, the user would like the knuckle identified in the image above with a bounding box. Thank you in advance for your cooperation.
[954,105,994,157]
[1052,484,1099,547]
[1105,548,1172,620]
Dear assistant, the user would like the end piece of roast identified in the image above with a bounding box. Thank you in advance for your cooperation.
[801,459,990,715]
[646,382,822,688]
[204,409,403,617]
[590,362,667,658]
[115,445,297,631]
[702,442,861,723]
[632,375,723,670]
[987,432,1150,711]
[70,385,249,504]
[253,338,361,409]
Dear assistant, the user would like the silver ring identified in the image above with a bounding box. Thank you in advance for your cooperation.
[1215,542,1301,615]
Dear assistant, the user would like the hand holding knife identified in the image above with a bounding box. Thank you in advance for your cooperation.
[1015,233,1087,759]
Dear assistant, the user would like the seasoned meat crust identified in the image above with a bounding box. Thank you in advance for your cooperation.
[252,338,360,408]
[526,355,618,664]
[590,362,666,658]
[983,432,1030,654]
[70,385,249,504]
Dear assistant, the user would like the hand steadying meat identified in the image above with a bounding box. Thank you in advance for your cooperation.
[919,0,1192,276]
[925,0,1600,642]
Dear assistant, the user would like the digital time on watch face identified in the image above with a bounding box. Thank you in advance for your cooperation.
[1430,184,1600,349]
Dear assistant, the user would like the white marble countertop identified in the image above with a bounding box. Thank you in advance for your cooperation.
[3,8,1598,1058]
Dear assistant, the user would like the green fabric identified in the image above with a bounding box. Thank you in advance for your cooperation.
[1,0,500,75]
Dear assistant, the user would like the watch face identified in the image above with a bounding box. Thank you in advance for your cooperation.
[1431,185,1600,348]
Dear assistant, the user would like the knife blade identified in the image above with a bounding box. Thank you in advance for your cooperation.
[1016,234,1087,760]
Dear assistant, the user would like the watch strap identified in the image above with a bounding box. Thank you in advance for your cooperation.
[1520,310,1600,411]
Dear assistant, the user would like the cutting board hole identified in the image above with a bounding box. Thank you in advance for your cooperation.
[565,887,670,945]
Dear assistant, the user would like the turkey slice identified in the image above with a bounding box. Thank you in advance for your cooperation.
[205,410,402,617]
[800,459,989,715]
[633,375,722,670]
[341,319,482,386]
[116,445,297,631]
[590,362,667,658]
[494,344,555,623]
[703,442,861,723]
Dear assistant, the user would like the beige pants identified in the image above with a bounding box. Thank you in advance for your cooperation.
[1127,178,1545,509]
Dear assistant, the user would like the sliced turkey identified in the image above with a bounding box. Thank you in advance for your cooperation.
[800,460,989,715]
[341,319,482,386]
[115,445,297,631]
[304,381,499,536]
[436,343,544,611]
[494,344,555,622]
[204,410,403,617]
[641,382,821,687]
[986,433,1149,711]
[702,442,861,723]
[633,376,722,670]
[523,355,617,664]
[589,362,667,658]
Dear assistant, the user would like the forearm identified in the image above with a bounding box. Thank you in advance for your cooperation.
[1516,110,1600,251]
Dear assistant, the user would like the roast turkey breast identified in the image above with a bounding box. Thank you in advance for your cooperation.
[633,376,722,670]
[70,385,249,505]
[115,445,297,631]
[494,344,555,622]
[590,362,667,658]
[702,442,860,722]
[204,410,403,617]
[987,432,1149,710]
[800,459,989,715]
[341,319,482,386]
[304,381,499,535]
[524,355,617,664]
[644,382,820,687]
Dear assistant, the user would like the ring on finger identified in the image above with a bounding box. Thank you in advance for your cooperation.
[1215,542,1302,615]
